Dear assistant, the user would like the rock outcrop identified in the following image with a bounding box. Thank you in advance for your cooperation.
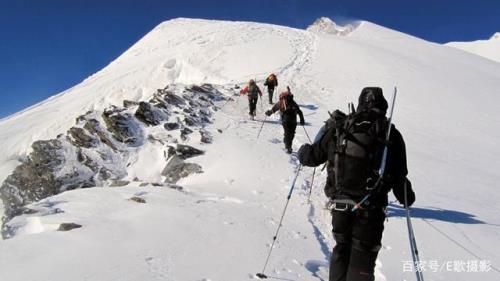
[0,83,228,238]
[162,155,202,184]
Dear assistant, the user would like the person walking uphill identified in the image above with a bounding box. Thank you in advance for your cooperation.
[264,73,278,104]
[240,79,263,120]
[297,87,416,281]
[265,87,305,154]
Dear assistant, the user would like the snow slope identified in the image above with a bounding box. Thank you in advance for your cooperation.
[1,18,500,280]
[446,32,500,63]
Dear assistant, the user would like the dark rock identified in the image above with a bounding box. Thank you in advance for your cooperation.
[166,146,176,159]
[84,119,117,151]
[199,108,211,117]
[164,122,180,131]
[179,130,195,140]
[176,144,204,159]
[147,134,165,145]
[68,127,96,148]
[62,174,95,191]
[135,102,166,126]
[217,129,223,133]
[161,155,202,184]
[200,130,213,144]
[98,167,113,181]
[129,196,146,203]
[58,223,82,231]
[0,139,63,220]
[102,110,141,145]
[165,184,183,191]
[110,180,129,187]
[123,100,139,108]
[184,116,197,126]
[149,94,168,109]
[200,116,211,124]
[188,85,211,94]
[180,127,193,141]
[139,183,149,187]
[163,92,185,106]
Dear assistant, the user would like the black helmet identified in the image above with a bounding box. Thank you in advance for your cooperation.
[356,87,388,114]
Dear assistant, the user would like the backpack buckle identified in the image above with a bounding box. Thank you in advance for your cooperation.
[332,202,349,211]
[331,199,357,212]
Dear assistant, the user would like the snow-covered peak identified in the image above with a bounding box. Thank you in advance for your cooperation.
[490,32,500,40]
[306,17,357,36]
[446,32,500,63]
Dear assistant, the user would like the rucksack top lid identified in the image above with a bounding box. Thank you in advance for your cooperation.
[356,87,388,115]
[279,91,291,99]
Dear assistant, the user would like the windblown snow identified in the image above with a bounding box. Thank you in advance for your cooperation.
[1,17,500,281]
[446,32,500,63]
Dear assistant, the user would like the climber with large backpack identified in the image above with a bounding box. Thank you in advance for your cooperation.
[266,87,305,154]
[263,73,278,104]
[297,87,415,281]
[240,79,263,120]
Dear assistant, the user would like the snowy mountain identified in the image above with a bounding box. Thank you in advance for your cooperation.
[1,17,500,281]
[446,32,500,63]
[306,17,358,36]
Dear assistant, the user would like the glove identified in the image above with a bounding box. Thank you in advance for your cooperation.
[401,178,415,208]
[300,120,305,126]
[297,144,310,164]
[265,110,272,116]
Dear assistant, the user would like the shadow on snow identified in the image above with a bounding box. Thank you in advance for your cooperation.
[387,203,486,225]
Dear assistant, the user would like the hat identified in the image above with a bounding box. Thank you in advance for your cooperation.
[356,87,388,114]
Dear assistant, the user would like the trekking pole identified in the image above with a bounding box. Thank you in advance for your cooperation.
[257,116,267,139]
[405,181,424,281]
[302,125,317,202]
[307,168,316,202]
[256,165,303,279]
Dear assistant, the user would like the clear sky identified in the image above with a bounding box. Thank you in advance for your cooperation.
[1,0,499,118]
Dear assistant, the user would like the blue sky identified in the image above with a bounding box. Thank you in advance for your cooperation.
[1,0,499,118]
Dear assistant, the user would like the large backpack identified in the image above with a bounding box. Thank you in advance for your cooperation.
[332,110,388,197]
[278,91,294,112]
[248,80,260,95]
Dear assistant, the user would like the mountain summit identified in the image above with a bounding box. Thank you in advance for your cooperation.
[306,17,358,36]
[490,32,500,40]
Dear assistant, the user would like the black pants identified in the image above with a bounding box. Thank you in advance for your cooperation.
[267,87,275,104]
[283,122,297,149]
[329,208,385,281]
[248,97,258,116]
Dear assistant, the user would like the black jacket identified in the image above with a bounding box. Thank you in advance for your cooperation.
[298,120,414,208]
[264,76,278,89]
[270,98,304,125]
